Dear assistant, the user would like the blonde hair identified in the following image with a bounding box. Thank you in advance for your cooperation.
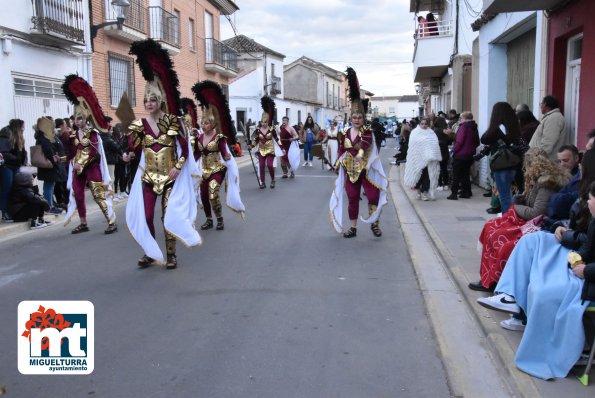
[523,148,569,199]
[461,111,473,120]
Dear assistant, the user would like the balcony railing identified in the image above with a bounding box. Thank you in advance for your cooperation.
[414,19,453,39]
[105,0,144,33]
[205,38,238,72]
[149,6,179,48]
[31,0,85,44]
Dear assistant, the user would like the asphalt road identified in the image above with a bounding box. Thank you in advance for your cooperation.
[0,151,452,397]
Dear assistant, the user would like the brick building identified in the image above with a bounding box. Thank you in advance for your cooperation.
[90,0,239,121]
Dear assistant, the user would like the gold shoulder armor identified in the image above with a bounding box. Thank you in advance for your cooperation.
[166,114,180,136]
[128,119,144,135]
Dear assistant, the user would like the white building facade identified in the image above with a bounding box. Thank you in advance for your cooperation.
[0,0,89,150]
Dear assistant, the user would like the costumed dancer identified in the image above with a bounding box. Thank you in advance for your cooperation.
[61,74,117,235]
[279,116,300,178]
[325,120,340,171]
[247,97,284,189]
[180,97,200,139]
[124,39,201,269]
[191,80,245,231]
[330,67,388,238]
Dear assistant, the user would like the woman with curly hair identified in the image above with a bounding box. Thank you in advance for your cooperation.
[468,148,570,291]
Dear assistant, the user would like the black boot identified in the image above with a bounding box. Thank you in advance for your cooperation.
[216,217,224,230]
[201,219,213,230]
[343,227,357,238]
[137,255,155,268]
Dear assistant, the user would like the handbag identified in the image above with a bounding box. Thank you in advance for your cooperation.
[489,140,520,171]
[30,145,53,169]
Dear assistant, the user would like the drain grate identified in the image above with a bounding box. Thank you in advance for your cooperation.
[456,216,485,221]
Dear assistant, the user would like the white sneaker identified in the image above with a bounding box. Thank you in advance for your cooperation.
[308,161,313,166]
[421,192,429,201]
[121,192,128,198]
[477,293,520,314]
[500,315,526,332]
[415,192,422,200]
[428,192,436,201]
[302,161,309,166]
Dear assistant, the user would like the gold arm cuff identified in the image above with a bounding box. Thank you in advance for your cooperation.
[175,156,186,170]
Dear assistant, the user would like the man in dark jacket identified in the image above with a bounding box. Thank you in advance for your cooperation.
[546,145,581,221]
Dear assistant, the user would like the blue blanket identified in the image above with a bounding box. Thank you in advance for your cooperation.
[496,231,589,379]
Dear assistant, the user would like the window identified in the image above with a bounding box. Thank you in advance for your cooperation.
[297,110,302,124]
[13,77,64,98]
[108,52,136,107]
[271,63,276,77]
[326,82,330,107]
[188,18,195,50]
[204,11,213,39]
[286,108,290,118]
[173,9,180,46]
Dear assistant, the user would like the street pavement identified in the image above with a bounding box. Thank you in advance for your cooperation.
[1,150,452,397]
[1,142,593,397]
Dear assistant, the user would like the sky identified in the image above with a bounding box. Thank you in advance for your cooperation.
[220,0,417,97]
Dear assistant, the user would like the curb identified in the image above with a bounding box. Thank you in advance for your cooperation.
[389,164,540,397]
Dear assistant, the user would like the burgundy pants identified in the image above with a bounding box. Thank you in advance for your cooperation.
[142,182,172,238]
[258,154,275,183]
[72,162,103,219]
[200,171,225,218]
[344,172,379,220]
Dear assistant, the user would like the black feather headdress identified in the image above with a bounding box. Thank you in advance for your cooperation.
[180,97,198,130]
[345,66,365,116]
[129,39,181,115]
[62,74,110,132]
[260,96,275,125]
[192,80,236,144]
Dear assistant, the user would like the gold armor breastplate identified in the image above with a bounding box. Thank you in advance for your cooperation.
[197,135,226,179]
[258,133,275,156]
[202,152,226,179]
[142,134,176,195]
[341,152,366,183]
[73,130,95,175]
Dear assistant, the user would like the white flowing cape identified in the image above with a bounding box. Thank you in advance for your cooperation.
[223,144,245,216]
[288,141,300,172]
[64,133,115,226]
[403,127,442,188]
[329,140,388,233]
[126,136,201,263]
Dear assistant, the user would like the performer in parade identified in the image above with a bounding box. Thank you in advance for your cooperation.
[330,67,388,238]
[124,39,201,269]
[279,116,300,179]
[61,74,117,235]
[191,80,245,231]
[247,97,284,189]
[324,120,340,171]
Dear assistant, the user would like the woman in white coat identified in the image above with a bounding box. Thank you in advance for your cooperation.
[404,118,442,200]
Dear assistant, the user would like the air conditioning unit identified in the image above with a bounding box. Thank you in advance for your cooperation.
[430,78,441,94]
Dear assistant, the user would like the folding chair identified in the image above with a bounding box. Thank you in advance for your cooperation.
[577,305,595,386]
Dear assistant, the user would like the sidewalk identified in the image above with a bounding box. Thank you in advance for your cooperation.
[389,163,594,397]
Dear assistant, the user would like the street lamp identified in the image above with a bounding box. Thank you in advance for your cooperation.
[91,0,131,39]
